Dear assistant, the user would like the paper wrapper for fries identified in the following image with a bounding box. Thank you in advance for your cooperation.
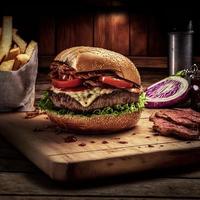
[0,47,38,112]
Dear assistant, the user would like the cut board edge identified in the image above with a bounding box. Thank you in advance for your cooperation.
[49,145,200,181]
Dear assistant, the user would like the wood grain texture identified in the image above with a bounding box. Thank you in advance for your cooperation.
[0,71,200,198]
[12,14,200,71]
[56,15,93,53]
[0,110,200,181]
[0,197,198,200]
[130,14,148,56]
[94,12,129,55]
[0,172,200,197]
[129,56,167,68]
[38,55,168,68]
[1,136,200,178]
[38,17,55,55]
[148,16,167,56]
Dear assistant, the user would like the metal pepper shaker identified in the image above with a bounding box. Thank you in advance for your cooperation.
[168,20,194,75]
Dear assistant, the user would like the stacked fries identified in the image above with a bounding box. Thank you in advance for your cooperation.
[0,16,37,71]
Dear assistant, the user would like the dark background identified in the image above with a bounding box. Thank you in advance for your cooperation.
[1,0,200,69]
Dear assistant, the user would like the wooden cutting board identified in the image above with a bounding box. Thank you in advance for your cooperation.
[0,109,200,181]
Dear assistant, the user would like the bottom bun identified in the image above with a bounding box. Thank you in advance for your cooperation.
[46,111,141,133]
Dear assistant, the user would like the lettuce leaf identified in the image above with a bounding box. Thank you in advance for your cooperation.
[175,70,186,77]
[38,91,146,117]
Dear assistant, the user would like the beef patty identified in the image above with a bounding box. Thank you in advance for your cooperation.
[49,90,139,112]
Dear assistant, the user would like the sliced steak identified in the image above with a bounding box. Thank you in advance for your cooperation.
[155,110,199,128]
[49,90,139,112]
[175,108,200,119]
[150,114,200,140]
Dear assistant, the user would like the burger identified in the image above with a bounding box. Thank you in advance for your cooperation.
[39,46,146,133]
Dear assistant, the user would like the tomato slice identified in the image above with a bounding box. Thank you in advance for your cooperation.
[52,79,82,89]
[99,76,133,89]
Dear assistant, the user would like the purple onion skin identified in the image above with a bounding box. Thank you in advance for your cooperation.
[145,88,190,108]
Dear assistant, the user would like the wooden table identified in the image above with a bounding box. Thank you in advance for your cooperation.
[1,70,200,199]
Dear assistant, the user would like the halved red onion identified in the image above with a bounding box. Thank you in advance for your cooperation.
[145,76,189,108]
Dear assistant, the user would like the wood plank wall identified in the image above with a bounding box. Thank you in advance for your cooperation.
[36,13,169,68]
[9,11,200,69]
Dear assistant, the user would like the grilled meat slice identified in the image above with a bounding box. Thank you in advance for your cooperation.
[155,110,199,128]
[175,108,200,119]
[150,114,200,140]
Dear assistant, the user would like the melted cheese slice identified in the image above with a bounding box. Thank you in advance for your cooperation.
[51,87,115,107]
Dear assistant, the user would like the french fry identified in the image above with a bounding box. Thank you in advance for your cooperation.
[0,60,15,71]
[13,54,29,71]
[0,16,13,63]
[25,40,37,58]
[4,47,20,61]
[12,30,27,53]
